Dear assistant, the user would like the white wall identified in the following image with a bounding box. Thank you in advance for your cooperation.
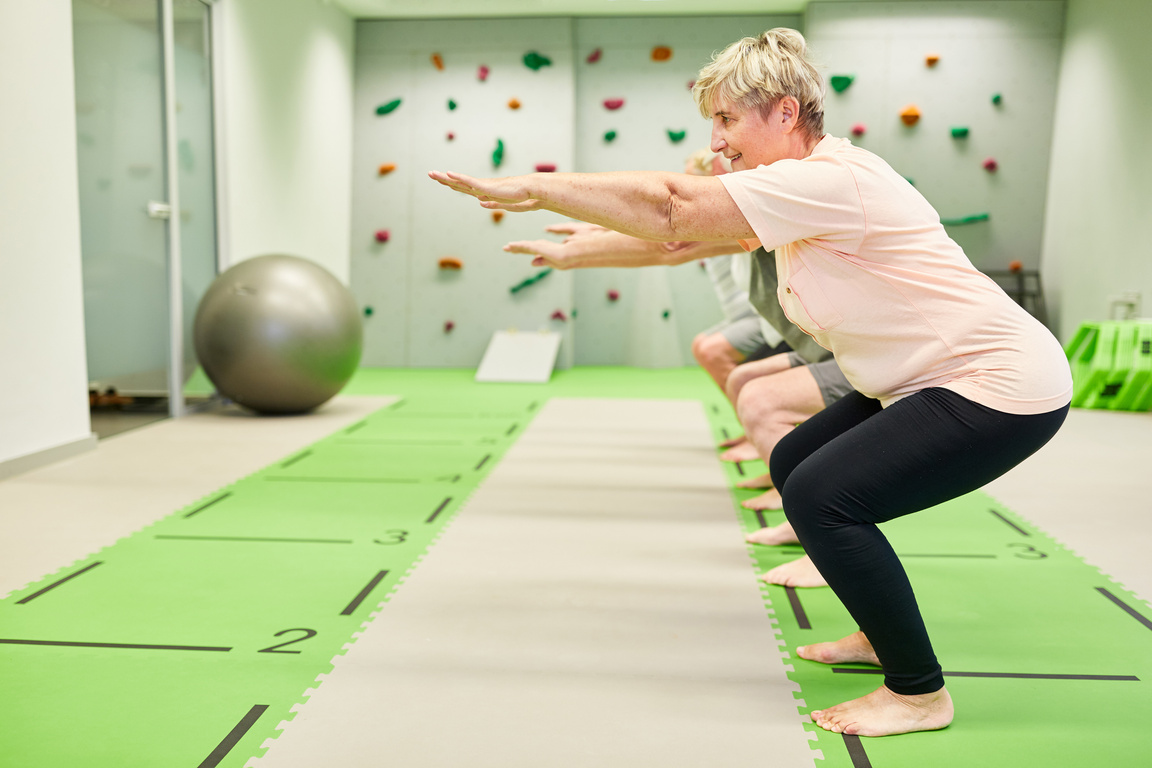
[0,0,94,470]
[1041,0,1152,340]
[218,0,356,283]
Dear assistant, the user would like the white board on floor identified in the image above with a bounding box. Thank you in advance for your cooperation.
[474,330,561,383]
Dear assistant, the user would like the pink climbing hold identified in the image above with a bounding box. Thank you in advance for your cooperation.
[535,163,557,173]
[551,309,568,322]
[587,48,602,64]
[374,229,390,243]
[603,98,625,111]
[851,123,867,136]
[607,289,620,302]
[477,65,490,82]
[447,132,455,141]
[983,157,999,172]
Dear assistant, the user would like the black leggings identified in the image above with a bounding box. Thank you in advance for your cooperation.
[770,388,1068,695]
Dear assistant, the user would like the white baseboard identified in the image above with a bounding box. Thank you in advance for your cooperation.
[0,434,99,481]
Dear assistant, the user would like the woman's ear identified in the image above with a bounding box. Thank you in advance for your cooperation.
[778,96,801,132]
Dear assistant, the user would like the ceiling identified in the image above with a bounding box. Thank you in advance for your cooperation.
[327,0,857,20]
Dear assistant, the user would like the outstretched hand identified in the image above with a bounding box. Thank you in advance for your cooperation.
[428,170,542,212]
[545,221,607,240]
[504,239,568,268]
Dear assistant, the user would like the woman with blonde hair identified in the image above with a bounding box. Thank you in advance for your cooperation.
[430,27,1071,737]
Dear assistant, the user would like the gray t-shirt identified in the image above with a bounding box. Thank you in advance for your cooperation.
[748,247,833,364]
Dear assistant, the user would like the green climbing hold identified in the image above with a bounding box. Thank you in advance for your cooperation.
[662,310,671,319]
[830,75,855,93]
[603,130,617,143]
[509,268,553,294]
[522,51,552,71]
[448,99,457,111]
[492,138,505,168]
[667,129,686,144]
[375,99,402,116]
[903,176,916,187]
[571,308,578,318]
[951,127,970,139]
[992,93,1003,105]
[363,306,375,317]
[941,213,990,226]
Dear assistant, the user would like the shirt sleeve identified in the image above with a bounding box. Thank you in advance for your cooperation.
[718,156,867,253]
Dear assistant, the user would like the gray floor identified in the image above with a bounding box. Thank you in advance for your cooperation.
[0,396,1149,768]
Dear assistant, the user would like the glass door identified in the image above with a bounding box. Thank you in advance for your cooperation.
[73,0,173,408]
[73,0,219,424]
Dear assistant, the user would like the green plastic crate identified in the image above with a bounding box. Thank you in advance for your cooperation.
[1065,321,1152,411]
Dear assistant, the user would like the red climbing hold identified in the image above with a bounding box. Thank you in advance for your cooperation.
[375,229,390,243]
[587,48,602,64]
[535,164,557,173]
[551,309,568,322]
[444,320,455,333]
[603,98,625,111]
[983,157,999,172]
[477,65,490,82]
[607,289,620,302]
[851,123,867,136]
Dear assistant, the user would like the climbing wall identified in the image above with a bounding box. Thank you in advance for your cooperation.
[352,19,576,368]
[570,15,799,366]
[807,0,1065,273]
[350,15,799,369]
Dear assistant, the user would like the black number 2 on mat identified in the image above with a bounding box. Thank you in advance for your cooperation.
[258,628,318,654]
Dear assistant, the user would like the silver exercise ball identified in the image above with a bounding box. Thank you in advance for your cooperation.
[194,254,363,414]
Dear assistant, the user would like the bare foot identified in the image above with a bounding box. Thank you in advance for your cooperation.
[760,554,827,587]
[745,521,799,546]
[718,434,746,449]
[736,472,773,490]
[810,685,954,737]
[741,488,783,510]
[796,630,880,666]
[720,441,761,463]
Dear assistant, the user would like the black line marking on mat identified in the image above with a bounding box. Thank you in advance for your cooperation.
[0,638,232,652]
[426,497,452,524]
[900,553,997,559]
[344,420,368,434]
[754,510,769,529]
[721,427,731,440]
[16,561,103,605]
[989,508,1030,536]
[711,403,720,414]
[734,461,745,476]
[832,667,1139,681]
[338,439,466,446]
[475,454,492,471]
[197,704,269,768]
[342,570,390,615]
[280,450,313,469]
[784,586,811,629]
[528,401,540,412]
[843,734,873,768]
[506,423,518,437]
[1097,587,1152,631]
[265,476,420,484]
[155,535,353,544]
[184,493,233,519]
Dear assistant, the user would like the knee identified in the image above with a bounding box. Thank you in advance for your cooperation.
[775,461,852,537]
[694,333,731,367]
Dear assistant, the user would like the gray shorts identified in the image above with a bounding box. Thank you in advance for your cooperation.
[787,352,855,407]
[704,314,764,356]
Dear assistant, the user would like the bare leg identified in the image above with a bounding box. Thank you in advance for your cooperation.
[691,332,745,394]
[725,353,795,409]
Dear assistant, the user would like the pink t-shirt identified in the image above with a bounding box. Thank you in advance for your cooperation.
[719,135,1072,414]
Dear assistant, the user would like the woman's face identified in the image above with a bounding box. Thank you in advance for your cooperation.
[709,97,793,171]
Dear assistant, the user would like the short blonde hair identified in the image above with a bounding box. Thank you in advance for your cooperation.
[693,28,824,139]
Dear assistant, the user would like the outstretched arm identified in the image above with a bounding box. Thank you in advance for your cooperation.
[428,170,755,242]
[506,229,744,269]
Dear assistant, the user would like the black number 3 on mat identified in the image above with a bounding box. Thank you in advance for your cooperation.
[258,628,318,654]
[374,530,409,545]
[1008,543,1048,560]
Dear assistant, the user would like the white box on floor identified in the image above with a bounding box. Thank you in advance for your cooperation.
[474,330,561,383]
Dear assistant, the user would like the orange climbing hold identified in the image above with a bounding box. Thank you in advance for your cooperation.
[899,105,921,126]
[651,46,673,62]
[926,54,940,67]
[378,163,397,176]
[438,257,463,270]
[508,98,521,110]
[492,211,505,223]
[431,53,444,70]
